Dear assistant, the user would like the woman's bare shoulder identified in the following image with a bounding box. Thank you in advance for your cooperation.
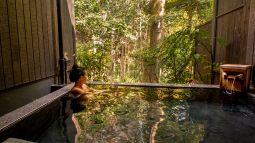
[71,87,85,94]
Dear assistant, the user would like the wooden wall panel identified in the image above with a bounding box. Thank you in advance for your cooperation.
[16,0,29,83]
[246,0,255,65]
[215,2,249,65]
[226,12,235,63]
[30,0,41,80]
[225,10,232,58]
[51,0,59,80]
[216,0,252,84]
[23,0,35,81]
[0,0,75,90]
[215,17,222,64]
[41,0,50,77]
[8,0,22,85]
[242,0,251,64]
[46,0,55,76]
[62,0,75,65]
[0,35,5,90]
[231,11,239,63]
[196,0,253,84]
[234,8,246,64]
[246,0,255,85]
[218,0,244,15]
[36,0,46,78]
[227,12,236,63]
[215,15,226,63]
[0,0,14,88]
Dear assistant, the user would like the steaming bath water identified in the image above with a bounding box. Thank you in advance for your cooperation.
[38,86,255,143]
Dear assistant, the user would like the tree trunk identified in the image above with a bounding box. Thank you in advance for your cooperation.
[142,0,165,83]
[109,31,115,81]
[120,39,126,80]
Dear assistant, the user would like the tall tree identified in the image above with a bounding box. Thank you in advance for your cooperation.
[74,0,213,83]
[158,0,213,84]
[142,0,165,83]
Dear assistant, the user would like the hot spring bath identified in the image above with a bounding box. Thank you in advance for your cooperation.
[37,84,255,143]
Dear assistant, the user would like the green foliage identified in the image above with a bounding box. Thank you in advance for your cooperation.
[75,0,150,82]
[159,29,197,83]
[75,0,214,83]
[76,41,111,81]
[164,0,213,33]
[133,47,160,65]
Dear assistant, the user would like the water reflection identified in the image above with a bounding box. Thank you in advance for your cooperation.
[74,87,207,143]
[37,111,81,143]
[39,87,255,143]
[200,92,255,143]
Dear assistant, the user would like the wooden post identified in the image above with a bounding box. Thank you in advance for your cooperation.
[211,0,219,84]
[246,0,255,87]
[51,0,60,83]
[57,0,65,84]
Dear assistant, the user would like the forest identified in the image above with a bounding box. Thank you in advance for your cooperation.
[74,0,214,84]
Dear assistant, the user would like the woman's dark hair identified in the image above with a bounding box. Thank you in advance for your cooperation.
[69,64,85,82]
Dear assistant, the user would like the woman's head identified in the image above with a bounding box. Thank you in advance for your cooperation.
[69,64,86,82]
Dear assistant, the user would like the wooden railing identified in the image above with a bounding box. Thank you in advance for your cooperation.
[0,83,73,142]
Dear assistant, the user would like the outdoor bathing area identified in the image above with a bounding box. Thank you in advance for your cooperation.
[1,82,255,143]
[41,85,255,143]
[1,0,255,142]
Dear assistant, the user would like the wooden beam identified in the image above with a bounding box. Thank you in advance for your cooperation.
[216,5,244,19]
[211,0,219,84]
[51,0,60,83]
[57,0,65,84]
[87,81,220,89]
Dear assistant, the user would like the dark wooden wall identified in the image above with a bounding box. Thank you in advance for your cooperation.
[0,0,56,90]
[0,0,75,116]
[195,0,255,84]
[246,0,255,84]
[0,0,75,91]
[62,0,75,66]
[215,0,250,65]
[246,0,255,65]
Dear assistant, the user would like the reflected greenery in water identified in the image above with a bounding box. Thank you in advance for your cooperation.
[74,86,205,143]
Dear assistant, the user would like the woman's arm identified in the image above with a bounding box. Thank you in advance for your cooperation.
[71,87,94,101]
[82,84,96,93]
[71,87,87,95]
